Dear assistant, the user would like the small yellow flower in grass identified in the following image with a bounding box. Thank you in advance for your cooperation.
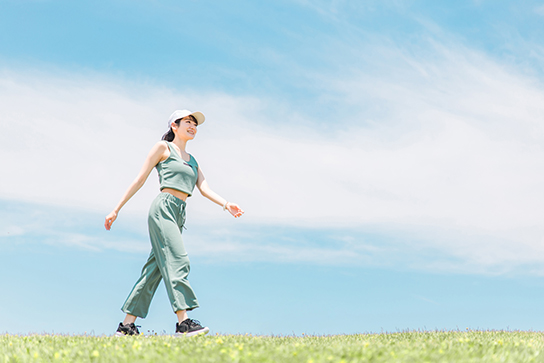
[132,341,142,350]
[307,359,314,363]
[439,349,444,354]
[54,352,60,359]
[8,342,12,346]
[33,353,39,358]
[91,350,99,357]
[216,338,224,344]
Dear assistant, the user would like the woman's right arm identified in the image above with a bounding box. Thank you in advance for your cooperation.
[104,141,168,230]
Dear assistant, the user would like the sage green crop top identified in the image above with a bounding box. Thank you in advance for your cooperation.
[156,142,199,197]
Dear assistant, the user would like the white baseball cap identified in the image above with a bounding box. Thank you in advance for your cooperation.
[168,109,205,128]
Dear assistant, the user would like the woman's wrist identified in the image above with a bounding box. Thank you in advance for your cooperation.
[222,201,229,211]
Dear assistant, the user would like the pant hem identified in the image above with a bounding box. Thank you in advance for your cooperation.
[121,308,147,319]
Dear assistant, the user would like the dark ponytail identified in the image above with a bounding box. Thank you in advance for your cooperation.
[161,118,181,141]
[162,128,175,142]
[161,115,198,141]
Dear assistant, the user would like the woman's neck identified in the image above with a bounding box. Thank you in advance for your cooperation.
[171,138,188,152]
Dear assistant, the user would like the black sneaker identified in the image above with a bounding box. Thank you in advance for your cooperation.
[115,322,141,336]
[175,318,210,337]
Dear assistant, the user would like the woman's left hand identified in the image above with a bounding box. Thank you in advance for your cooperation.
[226,202,244,218]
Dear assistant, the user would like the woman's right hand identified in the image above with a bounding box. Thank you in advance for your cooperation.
[105,211,118,230]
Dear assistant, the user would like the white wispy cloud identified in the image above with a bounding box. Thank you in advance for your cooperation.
[2,22,544,273]
[0,225,24,237]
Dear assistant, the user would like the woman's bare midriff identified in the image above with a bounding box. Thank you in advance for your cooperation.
[162,188,189,202]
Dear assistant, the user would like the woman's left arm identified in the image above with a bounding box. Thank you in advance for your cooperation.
[195,167,244,218]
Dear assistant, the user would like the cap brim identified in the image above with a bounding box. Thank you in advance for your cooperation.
[190,111,205,125]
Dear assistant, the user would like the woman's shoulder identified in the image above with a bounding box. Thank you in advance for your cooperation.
[150,141,171,163]
[153,140,170,151]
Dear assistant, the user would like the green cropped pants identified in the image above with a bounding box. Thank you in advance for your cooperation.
[121,192,199,318]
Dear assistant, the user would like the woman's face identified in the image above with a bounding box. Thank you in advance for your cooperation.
[173,116,198,140]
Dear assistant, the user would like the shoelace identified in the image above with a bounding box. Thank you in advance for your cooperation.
[187,319,202,327]
[124,323,141,333]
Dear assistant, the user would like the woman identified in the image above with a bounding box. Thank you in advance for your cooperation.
[105,109,244,337]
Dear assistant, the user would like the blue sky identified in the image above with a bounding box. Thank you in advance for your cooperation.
[2,0,544,335]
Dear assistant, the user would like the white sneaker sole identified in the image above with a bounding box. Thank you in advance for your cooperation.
[175,327,210,337]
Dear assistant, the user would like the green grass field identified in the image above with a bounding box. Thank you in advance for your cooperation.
[2,330,543,362]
